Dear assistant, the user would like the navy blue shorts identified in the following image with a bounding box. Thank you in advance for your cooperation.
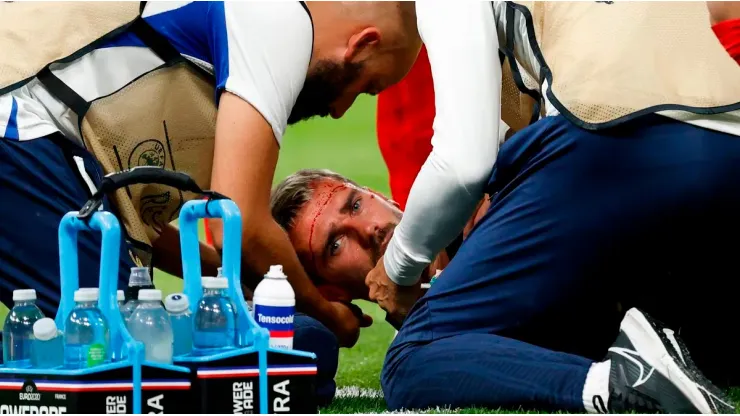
[0,134,136,316]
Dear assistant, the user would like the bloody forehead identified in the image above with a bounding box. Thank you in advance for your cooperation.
[306,180,350,270]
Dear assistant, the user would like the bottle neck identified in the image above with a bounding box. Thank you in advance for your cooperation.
[168,309,189,316]
[137,300,162,308]
[203,288,226,296]
[14,300,36,307]
[75,300,98,308]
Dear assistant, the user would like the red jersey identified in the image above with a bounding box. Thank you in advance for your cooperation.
[713,18,740,65]
[376,46,435,209]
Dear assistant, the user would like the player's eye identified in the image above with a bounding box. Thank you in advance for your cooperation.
[329,237,344,256]
[352,199,361,212]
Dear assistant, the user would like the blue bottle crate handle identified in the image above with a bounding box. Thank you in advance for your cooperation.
[178,199,269,346]
[57,211,145,413]
[179,199,271,414]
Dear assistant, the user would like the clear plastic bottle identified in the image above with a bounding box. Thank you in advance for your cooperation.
[117,290,125,309]
[164,293,192,357]
[127,289,173,364]
[64,288,110,369]
[2,289,44,368]
[253,265,295,349]
[31,318,63,369]
[121,267,154,322]
[193,277,237,354]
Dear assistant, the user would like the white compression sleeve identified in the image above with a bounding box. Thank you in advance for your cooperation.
[383,2,503,286]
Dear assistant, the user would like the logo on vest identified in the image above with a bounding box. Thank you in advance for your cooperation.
[129,133,180,233]
[140,191,173,233]
[128,139,166,169]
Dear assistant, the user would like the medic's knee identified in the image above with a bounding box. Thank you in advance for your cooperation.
[293,313,339,407]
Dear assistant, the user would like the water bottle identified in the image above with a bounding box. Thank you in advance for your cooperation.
[31,318,63,369]
[117,290,125,309]
[121,267,154,322]
[193,277,237,354]
[253,265,295,349]
[164,293,192,357]
[127,289,174,364]
[2,289,44,368]
[64,288,110,369]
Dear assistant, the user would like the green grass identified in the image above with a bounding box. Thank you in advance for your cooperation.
[4,94,739,413]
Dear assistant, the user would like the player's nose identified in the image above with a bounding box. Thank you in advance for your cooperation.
[348,216,379,245]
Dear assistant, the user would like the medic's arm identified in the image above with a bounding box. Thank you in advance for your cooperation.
[210,93,336,327]
[383,2,504,285]
[152,223,221,278]
[203,2,344,338]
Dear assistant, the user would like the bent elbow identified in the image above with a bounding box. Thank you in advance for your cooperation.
[446,152,497,195]
[457,161,495,191]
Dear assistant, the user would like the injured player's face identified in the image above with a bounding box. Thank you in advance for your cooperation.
[285,177,403,301]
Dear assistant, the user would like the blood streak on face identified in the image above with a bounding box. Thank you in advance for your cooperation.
[307,184,346,269]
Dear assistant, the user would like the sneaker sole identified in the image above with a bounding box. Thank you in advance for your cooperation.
[619,308,728,414]
[658,320,734,413]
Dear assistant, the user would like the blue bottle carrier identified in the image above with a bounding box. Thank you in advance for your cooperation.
[0,170,318,414]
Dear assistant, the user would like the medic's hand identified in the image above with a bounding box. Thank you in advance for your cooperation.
[326,301,372,348]
[366,256,423,326]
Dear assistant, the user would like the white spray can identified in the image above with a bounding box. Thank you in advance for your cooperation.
[253,265,295,349]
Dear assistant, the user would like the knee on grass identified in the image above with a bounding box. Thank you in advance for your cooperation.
[293,314,339,407]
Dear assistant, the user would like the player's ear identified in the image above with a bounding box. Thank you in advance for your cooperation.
[345,27,381,62]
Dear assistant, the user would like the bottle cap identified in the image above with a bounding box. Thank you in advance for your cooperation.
[33,318,58,341]
[117,290,125,302]
[201,276,214,287]
[138,289,162,301]
[265,265,287,279]
[74,288,99,302]
[13,289,37,302]
[128,267,152,287]
[203,277,228,289]
[164,293,189,313]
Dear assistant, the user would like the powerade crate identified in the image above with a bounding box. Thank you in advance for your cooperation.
[173,198,318,414]
[0,168,318,413]
[0,363,192,414]
[0,211,194,414]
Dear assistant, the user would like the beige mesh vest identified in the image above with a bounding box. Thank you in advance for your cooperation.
[499,1,740,131]
[0,2,219,261]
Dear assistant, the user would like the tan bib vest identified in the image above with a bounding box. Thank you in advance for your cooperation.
[0,2,223,264]
[499,1,740,132]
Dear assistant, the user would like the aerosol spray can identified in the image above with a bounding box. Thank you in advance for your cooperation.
[253,265,295,349]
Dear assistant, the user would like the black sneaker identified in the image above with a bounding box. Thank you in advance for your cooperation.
[605,308,734,414]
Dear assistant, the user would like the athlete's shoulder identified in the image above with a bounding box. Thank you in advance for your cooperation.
[142,1,312,31]
[222,1,312,29]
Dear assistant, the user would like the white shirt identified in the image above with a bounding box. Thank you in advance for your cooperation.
[384,1,740,286]
[0,1,312,146]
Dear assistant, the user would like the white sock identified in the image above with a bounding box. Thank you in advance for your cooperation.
[583,360,611,413]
